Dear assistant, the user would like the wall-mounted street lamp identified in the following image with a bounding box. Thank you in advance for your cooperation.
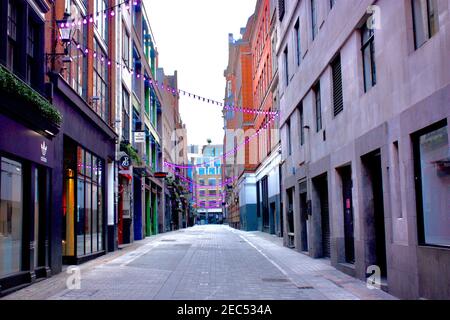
[46,12,73,72]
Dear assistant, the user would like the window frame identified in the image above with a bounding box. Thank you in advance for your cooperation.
[413,119,449,248]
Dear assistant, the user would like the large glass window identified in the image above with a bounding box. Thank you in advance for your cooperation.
[93,39,109,123]
[0,157,23,277]
[64,3,86,98]
[94,0,108,41]
[412,0,439,49]
[415,123,450,247]
[66,147,104,258]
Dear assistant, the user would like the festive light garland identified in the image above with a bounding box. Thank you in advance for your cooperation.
[166,165,237,189]
[67,41,278,117]
[164,112,279,169]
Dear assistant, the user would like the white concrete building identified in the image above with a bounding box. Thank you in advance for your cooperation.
[277,0,450,299]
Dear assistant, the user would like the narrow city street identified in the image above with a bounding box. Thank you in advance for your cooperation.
[3,225,394,300]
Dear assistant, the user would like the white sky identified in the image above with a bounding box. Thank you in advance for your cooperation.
[145,0,257,146]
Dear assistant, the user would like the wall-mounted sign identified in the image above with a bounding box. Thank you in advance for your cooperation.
[134,131,146,143]
[154,172,168,178]
[40,141,48,163]
[119,155,131,170]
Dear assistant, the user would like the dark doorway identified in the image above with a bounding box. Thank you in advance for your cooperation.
[300,188,308,252]
[286,188,295,248]
[270,202,276,235]
[314,175,330,258]
[362,150,387,277]
[340,166,355,264]
[262,176,269,232]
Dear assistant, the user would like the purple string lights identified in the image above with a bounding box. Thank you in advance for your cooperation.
[68,41,279,117]
[164,113,279,170]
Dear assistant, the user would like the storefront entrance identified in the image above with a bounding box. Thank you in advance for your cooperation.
[62,139,105,264]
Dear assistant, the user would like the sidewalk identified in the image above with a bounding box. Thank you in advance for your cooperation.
[233,228,396,300]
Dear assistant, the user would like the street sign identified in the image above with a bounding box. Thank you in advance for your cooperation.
[134,131,145,143]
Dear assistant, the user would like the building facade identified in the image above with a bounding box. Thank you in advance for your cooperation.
[192,144,224,224]
[159,69,189,231]
[0,0,62,295]
[115,0,166,244]
[277,0,450,299]
[223,0,283,236]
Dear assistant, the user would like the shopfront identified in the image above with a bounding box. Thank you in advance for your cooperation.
[0,113,55,295]
[62,139,106,264]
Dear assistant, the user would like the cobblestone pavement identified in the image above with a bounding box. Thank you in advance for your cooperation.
[2,225,396,300]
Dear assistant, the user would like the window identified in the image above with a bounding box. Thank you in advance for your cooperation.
[93,39,109,122]
[199,179,205,186]
[208,179,216,186]
[64,3,86,98]
[122,88,130,142]
[294,19,301,66]
[198,168,206,175]
[208,167,215,175]
[283,47,289,85]
[286,120,292,156]
[27,22,37,86]
[314,83,322,132]
[361,23,376,92]
[73,147,104,257]
[414,121,450,247]
[0,157,23,277]
[6,0,17,71]
[199,190,206,197]
[279,0,285,21]
[311,0,318,40]
[298,102,305,146]
[412,0,439,49]
[209,190,217,196]
[122,27,130,68]
[330,0,336,9]
[332,54,344,116]
[94,0,108,41]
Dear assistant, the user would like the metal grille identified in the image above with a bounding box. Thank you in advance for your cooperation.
[332,55,344,116]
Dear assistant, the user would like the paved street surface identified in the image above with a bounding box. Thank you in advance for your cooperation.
[2,225,395,300]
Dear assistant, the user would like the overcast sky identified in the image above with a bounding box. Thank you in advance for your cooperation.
[145,0,257,146]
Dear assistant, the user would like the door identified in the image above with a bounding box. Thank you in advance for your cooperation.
[262,176,269,232]
[316,175,330,258]
[341,166,355,264]
[300,191,308,252]
[362,151,387,277]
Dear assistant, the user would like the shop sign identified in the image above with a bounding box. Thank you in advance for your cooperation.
[40,141,48,163]
[134,131,146,143]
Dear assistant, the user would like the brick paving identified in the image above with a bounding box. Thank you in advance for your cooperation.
[2,225,396,300]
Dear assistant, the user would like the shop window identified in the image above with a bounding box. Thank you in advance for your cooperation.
[0,157,23,277]
[63,145,104,258]
[414,122,450,247]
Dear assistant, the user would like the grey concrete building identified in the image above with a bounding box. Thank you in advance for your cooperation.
[277,0,450,299]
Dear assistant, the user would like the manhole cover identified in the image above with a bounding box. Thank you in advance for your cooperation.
[161,239,176,242]
[61,289,99,298]
[297,286,314,290]
[261,278,290,283]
